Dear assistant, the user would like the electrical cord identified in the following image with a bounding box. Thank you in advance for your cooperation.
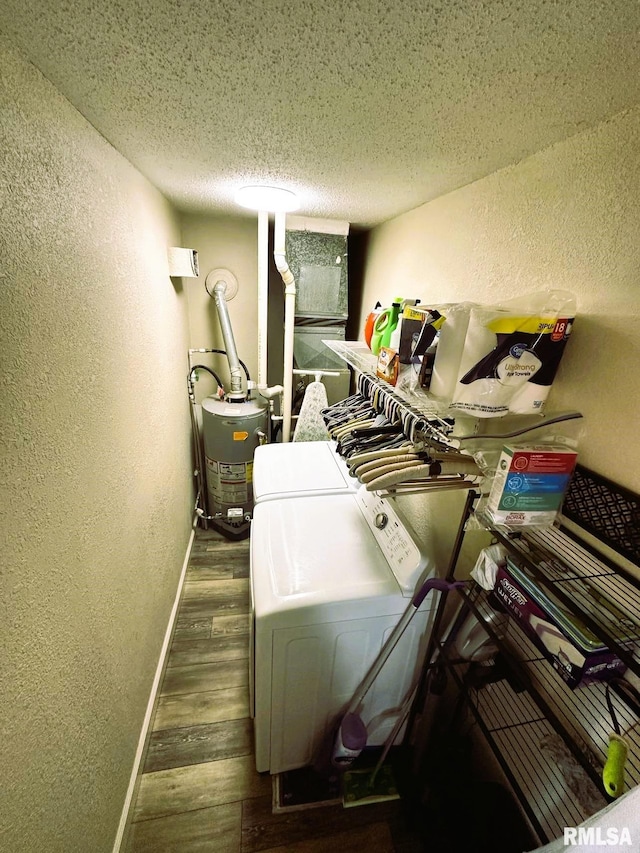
[605,679,640,735]
[188,365,225,394]
[204,349,251,383]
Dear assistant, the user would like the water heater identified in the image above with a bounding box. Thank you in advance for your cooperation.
[201,395,267,540]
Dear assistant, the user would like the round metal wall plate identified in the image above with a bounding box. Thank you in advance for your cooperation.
[205,268,239,301]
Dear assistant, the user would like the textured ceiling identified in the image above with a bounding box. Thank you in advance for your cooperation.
[2,0,640,226]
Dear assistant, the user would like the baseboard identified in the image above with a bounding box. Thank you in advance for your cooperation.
[111,523,196,853]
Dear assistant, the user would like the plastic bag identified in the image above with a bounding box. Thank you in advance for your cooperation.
[470,544,507,590]
[433,291,576,418]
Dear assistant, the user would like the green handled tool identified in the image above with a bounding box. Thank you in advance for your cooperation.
[603,679,640,799]
[603,733,628,798]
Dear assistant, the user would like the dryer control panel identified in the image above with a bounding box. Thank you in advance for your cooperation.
[356,487,432,596]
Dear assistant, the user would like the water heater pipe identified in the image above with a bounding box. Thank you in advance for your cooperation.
[274,210,296,442]
[212,281,245,400]
[257,210,268,389]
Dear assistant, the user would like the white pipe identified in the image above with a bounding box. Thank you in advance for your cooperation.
[282,293,296,442]
[259,383,284,400]
[256,210,285,411]
[274,210,296,442]
[292,369,341,377]
[273,211,295,288]
[257,210,268,389]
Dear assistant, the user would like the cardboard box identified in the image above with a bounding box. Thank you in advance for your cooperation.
[376,347,399,386]
[493,558,630,688]
[485,444,578,526]
[398,306,445,364]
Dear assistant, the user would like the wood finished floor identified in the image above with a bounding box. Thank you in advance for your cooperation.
[124,528,421,853]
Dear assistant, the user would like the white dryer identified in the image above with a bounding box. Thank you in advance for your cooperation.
[250,487,438,775]
[252,440,357,502]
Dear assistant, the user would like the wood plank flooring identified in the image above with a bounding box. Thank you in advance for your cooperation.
[124,528,422,853]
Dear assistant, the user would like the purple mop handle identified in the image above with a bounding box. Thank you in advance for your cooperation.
[342,578,466,720]
[332,577,467,766]
[412,577,466,609]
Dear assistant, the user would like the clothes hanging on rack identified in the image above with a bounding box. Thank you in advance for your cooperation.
[320,374,481,494]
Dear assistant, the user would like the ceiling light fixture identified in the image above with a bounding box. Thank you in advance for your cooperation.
[235,185,299,213]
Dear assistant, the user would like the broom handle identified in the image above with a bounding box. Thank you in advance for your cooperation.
[369,684,418,787]
[344,578,464,717]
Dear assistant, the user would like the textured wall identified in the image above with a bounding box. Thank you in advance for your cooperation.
[181,214,260,394]
[357,107,640,568]
[0,38,194,853]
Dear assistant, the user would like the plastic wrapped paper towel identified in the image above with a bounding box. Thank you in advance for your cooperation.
[431,291,575,417]
[429,302,477,402]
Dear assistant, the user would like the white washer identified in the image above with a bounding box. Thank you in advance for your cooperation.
[252,440,357,502]
[250,487,438,775]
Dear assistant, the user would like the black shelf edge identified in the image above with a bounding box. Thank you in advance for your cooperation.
[563,464,640,568]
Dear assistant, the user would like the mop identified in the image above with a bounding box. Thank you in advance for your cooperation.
[330,576,466,806]
[341,683,418,807]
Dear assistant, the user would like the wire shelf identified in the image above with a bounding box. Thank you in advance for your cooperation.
[459,587,607,791]
[448,520,640,845]
[322,339,450,420]
[490,526,640,679]
[322,340,583,458]
[449,662,607,845]
[321,339,377,373]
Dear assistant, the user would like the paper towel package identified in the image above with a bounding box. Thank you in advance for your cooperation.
[431,291,576,417]
[429,303,477,400]
[452,307,574,417]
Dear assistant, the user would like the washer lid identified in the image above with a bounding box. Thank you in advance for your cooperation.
[251,493,399,612]
[253,441,353,499]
